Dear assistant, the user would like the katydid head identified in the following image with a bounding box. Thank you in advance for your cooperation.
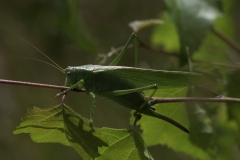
[64,66,89,87]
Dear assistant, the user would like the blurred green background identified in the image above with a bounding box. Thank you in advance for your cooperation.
[0,1,164,159]
[0,0,240,160]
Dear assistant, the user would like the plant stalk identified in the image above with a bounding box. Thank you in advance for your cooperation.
[1,78,240,103]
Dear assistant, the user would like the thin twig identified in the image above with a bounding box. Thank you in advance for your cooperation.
[196,85,220,97]
[138,38,179,57]
[150,96,240,105]
[104,36,179,61]
[107,44,135,57]
[213,28,240,54]
[193,59,240,70]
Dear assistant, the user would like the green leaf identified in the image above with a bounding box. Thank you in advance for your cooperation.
[136,88,213,160]
[55,0,97,53]
[62,104,108,159]
[164,0,221,65]
[13,105,70,146]
[13,104,108,159]
[226,71,240,127]
[214,104,239,160]
[185,90,214,149]
[192,8,236,77]
[98,128,153,160]
[14,104,153,159]
[151,13,180,53]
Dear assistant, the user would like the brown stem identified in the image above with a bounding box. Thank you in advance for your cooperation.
[107,44,135,57]
[193,59,240,70]
[150,96,240,105]
[0,79,84,92]
[106,37,179,60]
[213,28,240,54]
[1,79,240,104]
[137,38,179,57]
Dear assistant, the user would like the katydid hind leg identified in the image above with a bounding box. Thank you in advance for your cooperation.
[134,33,138,67]
[132,85,189,133]
[109,32,137,66]
[138,84,158,111]
[133,84,158,126]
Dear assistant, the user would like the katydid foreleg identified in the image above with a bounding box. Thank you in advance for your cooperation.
[56,79,85,97]
[57,78,96,122]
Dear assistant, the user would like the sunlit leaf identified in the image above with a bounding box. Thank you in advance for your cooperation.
[13,105,70,146]
[136,88,213,160]
[14,104,108,159]
[62,104,108,159]
[151,13,180,53]
[214,104,239,160]
[98,128,153,160]
[185,90,214,149]
[14,104,153,159]
[164,0,221,65]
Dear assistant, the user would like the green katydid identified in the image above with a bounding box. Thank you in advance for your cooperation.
[4,29,205,133]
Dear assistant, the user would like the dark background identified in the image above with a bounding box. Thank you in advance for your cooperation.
[0,0,240,160]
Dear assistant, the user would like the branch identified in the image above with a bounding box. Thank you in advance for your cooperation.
[137,38,179,57]
[1,79,240,104]
[193,59,240,70]
[213,28,240,54]
[107,44,135,57]
[103,36,179,62]
[150,96,240,105]
[0,79,84,92]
